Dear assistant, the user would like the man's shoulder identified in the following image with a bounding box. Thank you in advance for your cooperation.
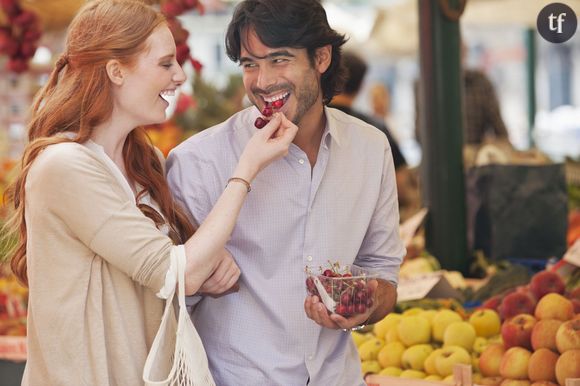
[326,106,389,145]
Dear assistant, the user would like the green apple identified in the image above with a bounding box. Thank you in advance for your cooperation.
[377,341,405,369]
[434,345,471,377]
[401,344,434,371]
[443,321,476,350]
[397,315,431,346]
[469,309,501,338]
[432,309,463,342]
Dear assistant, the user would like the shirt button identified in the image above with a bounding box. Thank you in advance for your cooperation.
[298,158,305,164]
[307,355,313,361]
[307,255,313,262]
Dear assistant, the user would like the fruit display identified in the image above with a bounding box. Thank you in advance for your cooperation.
[305,263,376,317]
[353,268,580,385]
[0,0,42,73]
[353,305,502,384]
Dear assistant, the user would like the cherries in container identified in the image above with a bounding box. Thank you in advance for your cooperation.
[305,263,377,317]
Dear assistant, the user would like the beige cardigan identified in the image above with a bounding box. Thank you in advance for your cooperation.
[22,142,174,385]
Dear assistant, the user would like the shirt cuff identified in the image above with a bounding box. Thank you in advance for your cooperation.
[156,245,183,299]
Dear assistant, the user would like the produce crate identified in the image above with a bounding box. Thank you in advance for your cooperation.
[365,364,580,386]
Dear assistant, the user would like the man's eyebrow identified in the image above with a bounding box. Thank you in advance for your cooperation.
[239,50,296,63]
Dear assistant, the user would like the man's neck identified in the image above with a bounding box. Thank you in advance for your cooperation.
[293,104,327,167]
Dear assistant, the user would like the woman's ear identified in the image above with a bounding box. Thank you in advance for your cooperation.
[314,45,332,74]
[106,59,124,85]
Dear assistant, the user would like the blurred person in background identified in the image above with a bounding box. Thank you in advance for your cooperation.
[415,41,510,146]
[2,0,296,384]
[166,0,405,384]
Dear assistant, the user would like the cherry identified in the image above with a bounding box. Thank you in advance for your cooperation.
[347,305,355,315]
[272,99,284,109]
[335,304,348,316]
[254,117,268,129]
[355,304,367,314]
[322,269,334,277]
[340,292,351,305]
[261,106,273,117]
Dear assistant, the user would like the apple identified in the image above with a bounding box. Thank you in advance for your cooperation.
[473,336,489,354]
[443,321,477,350]
[529,271,565,301]
[479,376,505,385]
[530,382,559,386]
[531,319,563,352]
[401,344,433,371]
[499,347,532,380]
[501,313,537,350]
[432,309,463,342]
[397,315,431,346]
[424,348,443,375]
[424,374,443,381]
[482,294,503,312]
[434,345,471,377]
[555,318,580,353]
[527,348,559,383]
[555,349,580,386]
[479,343,506,377]
[378,366,402,376]
[571,299,580,314]
[377,341,405,368]
[399,369,426,379]
[373,312,402,340]
[500,292,537,321]
[500,380,531,386]
[534,293,574,321]
[470,309,502,338]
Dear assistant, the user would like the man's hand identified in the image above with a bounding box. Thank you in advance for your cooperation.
[198,248,240,298]
[304,279,397,330]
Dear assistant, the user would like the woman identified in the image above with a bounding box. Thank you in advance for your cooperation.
[3,0,297,384]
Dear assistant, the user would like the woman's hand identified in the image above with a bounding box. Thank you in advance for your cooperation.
[198,248,240,297]
[234,113,298,182]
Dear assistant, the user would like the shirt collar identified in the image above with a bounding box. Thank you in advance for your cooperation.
[323,106,343,148]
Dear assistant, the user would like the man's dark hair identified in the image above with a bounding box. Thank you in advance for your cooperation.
[341,51,368,96]
[225,0,347,104]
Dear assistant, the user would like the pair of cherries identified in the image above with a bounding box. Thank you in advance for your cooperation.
[254,98,285,128]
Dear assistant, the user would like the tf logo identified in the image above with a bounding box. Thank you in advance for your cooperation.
[537,2,578,43]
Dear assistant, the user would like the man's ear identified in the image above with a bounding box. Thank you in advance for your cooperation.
[314,45,332,74]
[106,59,124,85]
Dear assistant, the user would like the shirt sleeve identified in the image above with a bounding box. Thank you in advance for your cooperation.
[28,144,174,293]
[166,145,218,227]
[353,142,406,285]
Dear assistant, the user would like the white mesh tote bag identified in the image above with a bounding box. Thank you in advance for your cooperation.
[143,246,215,386]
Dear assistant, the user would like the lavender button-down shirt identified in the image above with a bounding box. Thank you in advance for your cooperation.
[166,106,405,386]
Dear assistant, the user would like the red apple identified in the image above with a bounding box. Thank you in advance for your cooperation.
[479,343,506,377]
[500,346,532,380]
[500,292,537,321]
[530,382,559,386]
[502,313,537,350]
[529,271,565,301]
[555,318,580,353]
[531,319,563,352]
[571,299,580,314]
[527,348,559,383]
[482,294,503,312]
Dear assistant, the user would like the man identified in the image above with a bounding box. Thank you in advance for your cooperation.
[166,1,405,384]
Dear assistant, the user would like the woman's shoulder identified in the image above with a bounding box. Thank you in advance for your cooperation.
[30,141,105,181]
